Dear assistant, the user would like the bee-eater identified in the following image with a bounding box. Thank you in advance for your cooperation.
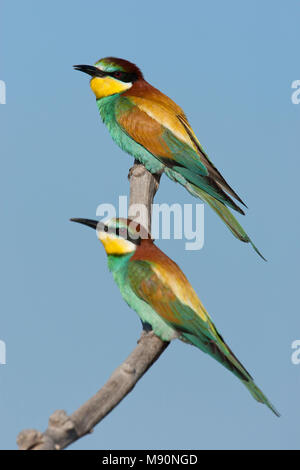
[71,217,278,416]
[74,57,265,259]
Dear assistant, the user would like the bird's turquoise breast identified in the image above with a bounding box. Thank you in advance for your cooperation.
[107,254,176,342]
[96,96,164,174]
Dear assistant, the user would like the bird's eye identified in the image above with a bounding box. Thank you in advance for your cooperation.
[104,226,108,232]
[113,71,122,79]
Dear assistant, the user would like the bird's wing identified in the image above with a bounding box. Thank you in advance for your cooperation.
[116,94,245,213]
[128,247,251,382]
[128,254,212,337]
[116,95,208,175]
[177,114,246,207]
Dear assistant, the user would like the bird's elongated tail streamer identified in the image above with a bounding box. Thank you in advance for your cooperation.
[185,179,266,260]
[164,168,265,259]
[244,381,280,417]
[183,331,279,416]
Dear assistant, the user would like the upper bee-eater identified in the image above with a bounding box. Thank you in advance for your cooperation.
[71,217,278,416]
[74,57,265,259]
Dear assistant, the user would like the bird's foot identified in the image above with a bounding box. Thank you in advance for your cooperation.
[138,326,155,344]
[128,162,147,180]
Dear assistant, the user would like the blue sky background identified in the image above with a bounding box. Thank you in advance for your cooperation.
[1,0,299,450]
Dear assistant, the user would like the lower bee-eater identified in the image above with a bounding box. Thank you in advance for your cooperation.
[74,57,265,259]
[71,217,278,416]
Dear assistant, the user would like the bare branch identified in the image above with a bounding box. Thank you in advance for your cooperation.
[17,162,167,450]
[128,160,161,232]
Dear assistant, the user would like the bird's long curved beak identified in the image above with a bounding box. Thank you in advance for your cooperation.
[73,64,105,78]
[70,218,105,231]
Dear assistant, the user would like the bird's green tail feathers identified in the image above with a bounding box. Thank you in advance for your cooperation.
[244,381,280,417]
[194,185,265,256]
[183,332,279,417]
[166,172,266,261]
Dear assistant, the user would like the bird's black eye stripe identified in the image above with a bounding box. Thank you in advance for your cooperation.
[116,227,128,238]
[113,226,141,245]
[104,225,108,232]
[107,71,138,83]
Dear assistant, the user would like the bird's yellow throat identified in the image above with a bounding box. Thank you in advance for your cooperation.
[98,231,136,255]
[90,76,132,99]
